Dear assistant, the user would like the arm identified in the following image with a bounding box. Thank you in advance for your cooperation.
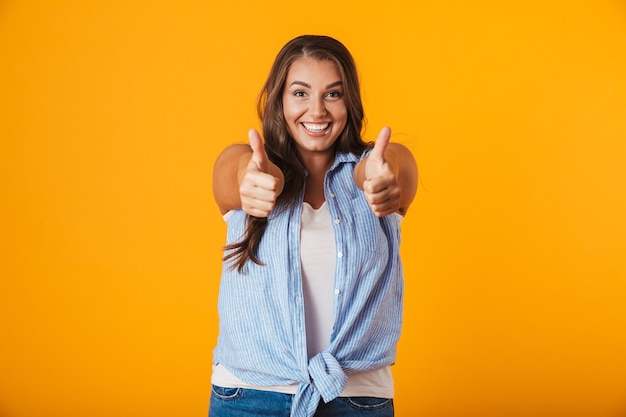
[353,126,418,217]
[212,129,284,216]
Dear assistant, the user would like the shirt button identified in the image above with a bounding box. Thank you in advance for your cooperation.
[337,252,343,258]
[335,289,341,295]
[329,193,335,198]
[334,218,340,224]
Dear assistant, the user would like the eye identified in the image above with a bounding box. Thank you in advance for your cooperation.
[326,91,343,99]
[294,90,306,97]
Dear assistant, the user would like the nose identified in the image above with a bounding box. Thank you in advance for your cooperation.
[309,96,327,118]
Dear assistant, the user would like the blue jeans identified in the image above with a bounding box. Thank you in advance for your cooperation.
[209,385,394,417]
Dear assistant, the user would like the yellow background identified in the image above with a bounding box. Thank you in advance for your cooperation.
[1,1,625,416]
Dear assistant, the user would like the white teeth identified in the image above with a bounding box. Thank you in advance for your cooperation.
[302,123,330,132]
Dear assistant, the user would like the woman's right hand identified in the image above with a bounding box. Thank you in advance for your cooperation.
[238,129,284,218]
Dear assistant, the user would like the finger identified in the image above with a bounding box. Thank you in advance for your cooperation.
[248,128,269,171]
[363,179,381,195]
[364,176,400,203]
[368,126,391,163]
[363,163,394,193]
[242,198,275,217]
[366,194,393,217]
[366,193,399,217]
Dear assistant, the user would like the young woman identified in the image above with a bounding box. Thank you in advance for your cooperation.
[210,35,418,417]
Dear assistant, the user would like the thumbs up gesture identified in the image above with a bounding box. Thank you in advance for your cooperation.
[360,126,403,217]
[239,129,284,217]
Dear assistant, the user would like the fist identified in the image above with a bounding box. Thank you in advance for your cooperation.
[239,129,282,217]
[363,127,401,217]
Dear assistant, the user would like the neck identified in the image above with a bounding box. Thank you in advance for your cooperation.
[302,150,334,177]
[302,151,334,209]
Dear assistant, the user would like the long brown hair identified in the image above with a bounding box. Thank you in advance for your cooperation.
[224,35,371,272]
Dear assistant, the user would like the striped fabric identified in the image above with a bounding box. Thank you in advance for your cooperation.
[213,151,404,417]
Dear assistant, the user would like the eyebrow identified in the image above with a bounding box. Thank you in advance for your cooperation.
[289,80,343,89]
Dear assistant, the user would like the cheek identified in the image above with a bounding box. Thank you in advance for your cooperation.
[282,108,296,122]
[282,106,298,136]
[282,100,301,123]
[331,103,348,124]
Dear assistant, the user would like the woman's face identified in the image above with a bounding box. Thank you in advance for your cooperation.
[282,57,348,159]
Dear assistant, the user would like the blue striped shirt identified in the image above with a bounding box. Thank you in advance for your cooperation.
[213,151,404,417]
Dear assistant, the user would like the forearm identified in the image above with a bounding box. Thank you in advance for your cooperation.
[212,144,253,214]
[393,143,418,214]
[213,143,285,216]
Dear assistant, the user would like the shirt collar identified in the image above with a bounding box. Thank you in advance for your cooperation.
[330,151,361,170]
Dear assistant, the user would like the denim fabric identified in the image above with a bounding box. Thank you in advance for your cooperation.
[209,386,393,417]
[209,385,292,417]
[315,396,393,417]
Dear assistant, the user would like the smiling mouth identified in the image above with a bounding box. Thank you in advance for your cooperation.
[302,122,330,133]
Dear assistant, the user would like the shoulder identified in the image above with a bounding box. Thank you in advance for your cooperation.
[215,143,251,162]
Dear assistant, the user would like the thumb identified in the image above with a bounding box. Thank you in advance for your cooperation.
[248,128,269,172]
[369,126,391,164]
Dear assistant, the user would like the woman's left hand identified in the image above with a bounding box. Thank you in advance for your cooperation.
[362,127,402,217]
